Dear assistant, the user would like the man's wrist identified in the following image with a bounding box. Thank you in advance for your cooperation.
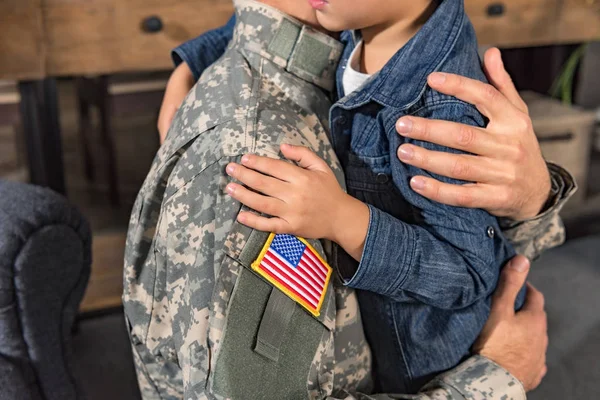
[504,162,576,225]
[514,168,552,221]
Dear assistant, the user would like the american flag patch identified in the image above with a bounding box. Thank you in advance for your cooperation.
[251,234,332,317]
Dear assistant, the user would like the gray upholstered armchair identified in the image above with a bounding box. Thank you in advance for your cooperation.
[0,181,91,400]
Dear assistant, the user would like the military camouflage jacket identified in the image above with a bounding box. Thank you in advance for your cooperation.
[123,1,572,399]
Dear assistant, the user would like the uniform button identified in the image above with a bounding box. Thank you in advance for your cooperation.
[155,354,164,362]
[376,173,389,184]
[487,226,496,238]
[131,334,142,345]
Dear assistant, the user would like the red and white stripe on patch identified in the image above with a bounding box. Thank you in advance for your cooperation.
[251,233,332,316]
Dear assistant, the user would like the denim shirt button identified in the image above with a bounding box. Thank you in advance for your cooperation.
[487,226,495,238]
[376,173,389,184]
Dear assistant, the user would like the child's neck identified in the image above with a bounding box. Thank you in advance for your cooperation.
[360,1,438,74]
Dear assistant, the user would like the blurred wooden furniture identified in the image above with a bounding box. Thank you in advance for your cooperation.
[0,81,20,129]
[76,76,119,205]
[0,0,233,80]
[80,231,126,312]
[466,0,600,48]
[2,0,597,79]
[0,1,45,81]
[0,0,599,194]
[577,42,600,108]
[0,0,232,194]
[523,91,597,209]
[0,81,25,180]
[75,73,167,206]
[1,1,64,191]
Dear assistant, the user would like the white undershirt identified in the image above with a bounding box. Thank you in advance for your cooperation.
[342,40,372,96]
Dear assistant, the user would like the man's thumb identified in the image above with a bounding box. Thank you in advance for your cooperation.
[492,255,530,312]
[483,48,528,113]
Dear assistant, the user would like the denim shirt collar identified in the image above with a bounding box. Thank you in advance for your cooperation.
[337,0,465,110]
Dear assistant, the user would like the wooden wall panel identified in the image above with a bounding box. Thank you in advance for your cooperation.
[0,0,45,80]
[466,0,600,48]
[43,0,233,76]
[0,0,599,79]
[554,0,600,46]
[43,0,120,77]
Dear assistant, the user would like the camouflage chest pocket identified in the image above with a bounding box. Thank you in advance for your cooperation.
[209,229,336,400]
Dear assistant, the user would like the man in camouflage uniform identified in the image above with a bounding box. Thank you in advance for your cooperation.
[123,1,574,399]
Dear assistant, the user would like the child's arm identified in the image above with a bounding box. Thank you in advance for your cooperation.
[347,102,514,309]
[225,105,513,310]
[172,15,236,82]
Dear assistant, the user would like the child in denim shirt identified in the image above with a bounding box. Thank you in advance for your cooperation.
[182,0,526,393]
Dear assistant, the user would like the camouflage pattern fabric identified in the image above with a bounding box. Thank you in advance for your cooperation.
[123,1,571,399]
[124,1,366,398]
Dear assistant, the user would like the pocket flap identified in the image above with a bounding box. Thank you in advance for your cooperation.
[227,225,336,331]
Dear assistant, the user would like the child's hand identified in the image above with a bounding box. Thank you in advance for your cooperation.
[225,144,369,260]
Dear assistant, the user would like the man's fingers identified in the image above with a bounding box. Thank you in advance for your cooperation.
[483,48,528,114]
[428,72,514,121]
[522,282,546,313]
[408,176,497,210]
[280,144,329,171]
[226,163,285,198]
[398,144,507,183]
[396,117,498,156]
[237,211,287,233]
[226,183,284,217]
[492,256,531,313]
[240,154,302,183]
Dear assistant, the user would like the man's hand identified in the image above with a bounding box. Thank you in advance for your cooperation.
[396,48,551,220]
[473,255,548,392]
[157,63,195,143]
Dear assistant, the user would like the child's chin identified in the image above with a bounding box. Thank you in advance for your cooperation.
[315,13,348,33]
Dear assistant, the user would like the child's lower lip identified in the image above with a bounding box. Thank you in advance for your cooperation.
[307,0,328,10]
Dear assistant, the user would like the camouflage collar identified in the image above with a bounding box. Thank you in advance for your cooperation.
[233,0,343,92]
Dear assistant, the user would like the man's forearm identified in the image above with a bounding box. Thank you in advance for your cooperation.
[328,356,524,400]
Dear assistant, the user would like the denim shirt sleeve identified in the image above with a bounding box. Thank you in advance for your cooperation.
[345,102,515,310]
[171,14,236,81]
